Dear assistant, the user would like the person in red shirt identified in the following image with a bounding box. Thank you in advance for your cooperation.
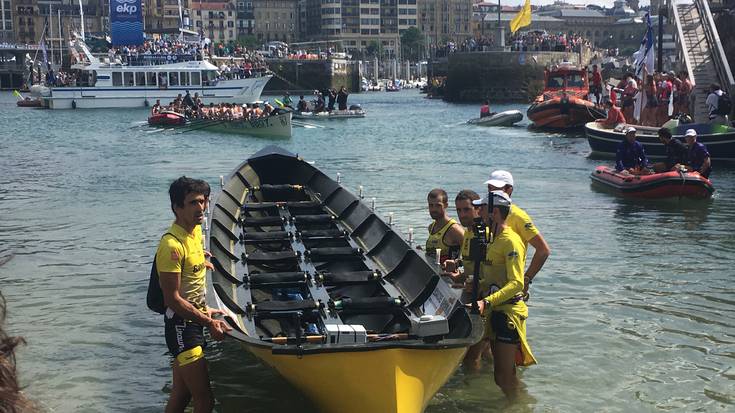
[596,99,626,128]
[590,64,603,105]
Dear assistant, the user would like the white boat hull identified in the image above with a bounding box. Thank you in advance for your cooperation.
[203,111,292,138]
[467,110,523,127]
[293,110,365,120]
[44,76,272,109]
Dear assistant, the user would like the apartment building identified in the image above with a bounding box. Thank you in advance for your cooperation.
[192,1,236,42]
[253,0,298,43]
[418,0,472,46]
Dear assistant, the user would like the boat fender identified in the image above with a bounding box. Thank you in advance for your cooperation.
[144,99,149,107]
[71,99,76,109]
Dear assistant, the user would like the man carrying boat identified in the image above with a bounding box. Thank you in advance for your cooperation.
[652,128,688,173]
[682,129,712,178]
[485,171,550,298]
[471,191,537,398]
[425,188,464,263]
[157,177,232,413]
[615,127,650,174]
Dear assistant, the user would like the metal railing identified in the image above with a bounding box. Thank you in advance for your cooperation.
[696,0,735,95]
[670,0,695,82]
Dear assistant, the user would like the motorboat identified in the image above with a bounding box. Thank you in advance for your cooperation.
[16,97,43,108]
[467,110,523,127]
[148,111,187,126]
[590,166,714,199]
[292,108,366,120]
[585,121,735,161]
[527,62,606,129]
[206,146,483,413]
[42,37,271,109]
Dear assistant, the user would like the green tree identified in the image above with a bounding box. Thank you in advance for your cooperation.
[400,27,424,62]
[365,40,384,58]
[237,35,260,49]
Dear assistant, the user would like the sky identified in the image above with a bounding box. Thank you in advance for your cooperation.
[497,0,652,7]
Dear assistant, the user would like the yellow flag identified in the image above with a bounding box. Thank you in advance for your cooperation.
[13,90,22,98]
[510,0,532,34]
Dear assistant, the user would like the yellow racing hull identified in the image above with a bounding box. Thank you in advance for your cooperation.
[248,345,467,413]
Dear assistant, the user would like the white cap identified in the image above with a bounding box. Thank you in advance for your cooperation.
[625,126,637,134]
[484,170,514,188]
[472,190,512,207]
[685,128,697,137]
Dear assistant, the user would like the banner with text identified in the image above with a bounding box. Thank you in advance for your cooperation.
[110,0,144,46]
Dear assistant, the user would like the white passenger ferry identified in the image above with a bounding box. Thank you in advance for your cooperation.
[41,37,271,109]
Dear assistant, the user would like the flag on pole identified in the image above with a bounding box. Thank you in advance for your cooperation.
[510,0,532,34]
[632,13,655,78]
[40,35,49,69]
[13,90,22,99]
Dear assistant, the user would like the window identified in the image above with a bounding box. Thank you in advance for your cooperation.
[135,72,146,86]
[169,72,179,86]
[123,72,134,87]
[112,72,122,86]
[146,72,157,86]
[180,72,189,86]
[190,72,201,86]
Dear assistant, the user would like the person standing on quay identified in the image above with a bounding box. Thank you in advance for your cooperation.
[157,177,231,413]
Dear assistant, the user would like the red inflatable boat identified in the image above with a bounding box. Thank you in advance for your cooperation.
[148,111,187,126]
[590,166,714,199]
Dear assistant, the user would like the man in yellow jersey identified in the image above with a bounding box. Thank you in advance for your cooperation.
[485,170,550,297]
[157,177,232,413]
[472,191,536,398]
[425,188,464,263]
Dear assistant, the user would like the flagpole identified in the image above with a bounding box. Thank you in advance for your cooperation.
[657,7,664,72]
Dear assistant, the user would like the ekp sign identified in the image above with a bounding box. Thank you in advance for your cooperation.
[110,0,144,45]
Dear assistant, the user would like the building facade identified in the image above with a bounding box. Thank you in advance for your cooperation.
[253,0,298,43]
[418,0,472,46]
[192,1,237,43]
[1,0,13,42]
[145,0,189,32]
[12,0,107,45]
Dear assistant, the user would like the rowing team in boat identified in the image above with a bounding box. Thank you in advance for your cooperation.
[151,91,286,121]
[614,126,711,178]
[420,171,551,398]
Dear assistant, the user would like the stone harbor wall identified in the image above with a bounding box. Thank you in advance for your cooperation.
[444,48,593,103]
[265,59,360,95]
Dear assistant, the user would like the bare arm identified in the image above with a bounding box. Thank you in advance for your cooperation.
[444,223,465,248]
[159,272,231,340]
[524,233,550,282]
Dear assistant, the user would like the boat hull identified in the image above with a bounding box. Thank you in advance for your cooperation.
[200,112,292,138]
[585,122,735,161]
[467,110,523,127]
[43,76,271,109]
[590,166,714,199]
[249,345,466,413]
[293,110,366,120]
[528,97,605,129]
[148,112,186,126]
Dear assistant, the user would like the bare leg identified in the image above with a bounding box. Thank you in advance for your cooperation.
[172,358,215,413]
[492,341,521,400]
[463,338,490,372]
[165,362,192,413]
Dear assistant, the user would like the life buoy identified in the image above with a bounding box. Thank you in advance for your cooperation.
[71,100,77,109]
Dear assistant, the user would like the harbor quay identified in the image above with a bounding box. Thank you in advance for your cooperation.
[441,47,593,103]
[263,57,361,95]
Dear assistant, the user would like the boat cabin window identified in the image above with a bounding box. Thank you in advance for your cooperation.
[201,70,216,86]
[112,72,123,86]
[179,72,189,86]
[158,72,168,88]
[567,73,584,88]
[169,72,179,86]
[124,72,134,87]
[135,72,146,86]
[190,71,201,86]
[146,72,157,86]
[547,75,564,88]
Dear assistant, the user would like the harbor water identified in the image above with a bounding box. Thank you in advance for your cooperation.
[1,90,734,412]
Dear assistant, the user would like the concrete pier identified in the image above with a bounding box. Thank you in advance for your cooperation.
[265,58,360,94]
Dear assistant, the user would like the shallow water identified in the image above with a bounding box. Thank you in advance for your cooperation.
[1,90,733,412]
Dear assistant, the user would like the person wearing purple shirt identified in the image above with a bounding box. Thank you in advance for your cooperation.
[615,127,650,173]
[683,129,712,178]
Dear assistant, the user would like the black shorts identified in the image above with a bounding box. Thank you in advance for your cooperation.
[490,311,520,344]
[590,85,602,94]
[164,312,206,358]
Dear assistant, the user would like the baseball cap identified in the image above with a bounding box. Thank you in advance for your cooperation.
[625,126,637,134]
[685,128,697,137]
[471,190,512,207]
[484,170,514,188]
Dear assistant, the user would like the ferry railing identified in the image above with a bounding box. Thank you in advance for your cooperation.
[670,0,695,85]
[695,0,735,96]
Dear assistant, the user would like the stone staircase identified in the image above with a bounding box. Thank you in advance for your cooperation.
[676,2,720,122]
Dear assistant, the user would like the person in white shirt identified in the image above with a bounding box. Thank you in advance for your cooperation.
[705,83,730,125]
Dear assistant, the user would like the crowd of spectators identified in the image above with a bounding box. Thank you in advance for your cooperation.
[509,31,591,53]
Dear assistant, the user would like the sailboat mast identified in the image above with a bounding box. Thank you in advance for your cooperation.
[78,0,85,41]
[58,8,62,67]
